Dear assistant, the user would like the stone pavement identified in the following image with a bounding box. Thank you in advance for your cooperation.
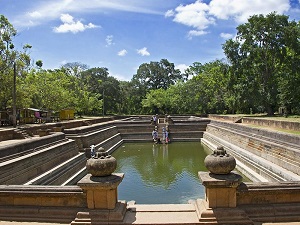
[0,222,67,225]
[1,220,300,225]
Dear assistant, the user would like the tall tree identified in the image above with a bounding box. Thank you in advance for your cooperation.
[0,15,31,110]
[192,60,230,114]
[80,67,121,115]
[61,62,88,77]
[132,59,183,91]
[223,12,300,115]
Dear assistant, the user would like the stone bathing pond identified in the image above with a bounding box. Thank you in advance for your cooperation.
[1,115,300,224]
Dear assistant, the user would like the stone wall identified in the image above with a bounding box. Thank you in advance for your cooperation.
[65,125,119,150]
[0,179,300,224]
[208,114,300,131]
[242,117,300,131]
[198,171,300,224]
[0,129,14,142]
[0,132,66,158]
[208,114,242,122]
[0,185,86,223]
[202,120,300,181]
[237,182,300,223]
[237,182,300,205]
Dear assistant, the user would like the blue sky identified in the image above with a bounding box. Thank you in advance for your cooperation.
[1,0,300,81]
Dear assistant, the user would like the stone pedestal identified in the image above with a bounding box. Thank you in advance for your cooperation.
[77,173,124,210]
[72,173,126,225]
[195,171,253,224]
[199,171,242,208]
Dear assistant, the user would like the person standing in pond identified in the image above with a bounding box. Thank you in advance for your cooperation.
[152,128,158,142]
[162,127,166,142]
[165,129,169,144]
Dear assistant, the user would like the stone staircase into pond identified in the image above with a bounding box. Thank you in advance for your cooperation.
[4,116,284,187]
[201,120,300,182]
[0,132,81,185]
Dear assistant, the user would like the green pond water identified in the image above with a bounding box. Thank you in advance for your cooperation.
[112,142,210,204]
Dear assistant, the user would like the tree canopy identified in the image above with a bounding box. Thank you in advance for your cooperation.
[1,13,300,119]
[223,12,300,115]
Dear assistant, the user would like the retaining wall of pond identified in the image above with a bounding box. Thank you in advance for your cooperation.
[201,120,300,182]
[0,116,300,224]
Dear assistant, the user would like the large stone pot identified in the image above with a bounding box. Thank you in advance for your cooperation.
[86,147,117,177]
[204,146,236,174]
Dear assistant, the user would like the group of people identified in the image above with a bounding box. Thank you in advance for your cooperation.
[152,126,169,144]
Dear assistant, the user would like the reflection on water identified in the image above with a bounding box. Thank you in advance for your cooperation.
[112,142,209,204]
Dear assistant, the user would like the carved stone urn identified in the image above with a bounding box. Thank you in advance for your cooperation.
[204,146,236,174]
[86,147,117,177]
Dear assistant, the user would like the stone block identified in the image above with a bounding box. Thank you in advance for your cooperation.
[199,171,242,208]
[78,173,124,210]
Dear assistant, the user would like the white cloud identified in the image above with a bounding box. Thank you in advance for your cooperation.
[137,47,150,56]
[165,9,175,17]
[172,1,215,31]
[60,60,67,66]
[60,13,74,24]
[110,72,130,81]
[208,0,290,23]
[14,0,162,28]
[175,64,189,73]
[53,13,99,33]
[188,30,208,39]
[166,0,291,38]
[27,11,42,18]
[105,35,114,46]
[220,32,234,39]
[118,49,128,56]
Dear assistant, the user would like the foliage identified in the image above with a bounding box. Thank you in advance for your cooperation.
[142,88,167,114]
[1,14,300,117]
[132,59,183,91]
[223,12,300,115]
[81,67,120,115]
[0,15,31,110]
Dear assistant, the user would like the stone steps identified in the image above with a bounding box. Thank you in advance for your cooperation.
[0,138,79,184]
[207,124,300,175]
[0,132,66,158]
[0,138,67,163]
[66,125,119,150]
[202,122,300,182]
[24,152,86,185]
[202,133,278,182]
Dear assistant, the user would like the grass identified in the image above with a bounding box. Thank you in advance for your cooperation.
[244,124,300,135]
[216,113,300,135]
[219,113,300,122]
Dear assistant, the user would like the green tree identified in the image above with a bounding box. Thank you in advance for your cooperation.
[0,15,31,110]
[183,62,203,79]
[81,67,121,115]
[118,80,146,115]
[166,80,201,114]
[142,88,168,114]
[61,62,89,77]
[132,59,183,91]
[35,60,43,68]
[26,69,73,111]
[223,12,300,115]
[192,60,230,114]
